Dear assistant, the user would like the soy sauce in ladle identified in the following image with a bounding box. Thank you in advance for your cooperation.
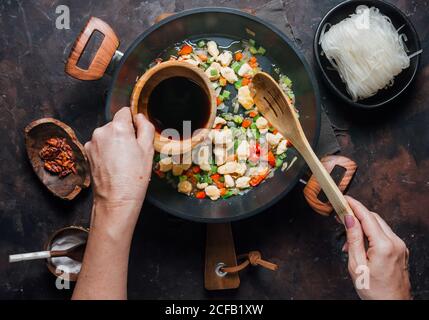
[147,76,210,139]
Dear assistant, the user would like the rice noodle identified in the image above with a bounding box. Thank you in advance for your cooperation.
[319,5,419,101]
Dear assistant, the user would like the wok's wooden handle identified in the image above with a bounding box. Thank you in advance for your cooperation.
[295,140,355,224]
[65,17,119,80]
[304,155,357,216]
[205,223,240,290]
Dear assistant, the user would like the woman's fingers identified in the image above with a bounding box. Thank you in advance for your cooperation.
[134,113,155,150]
[113,107,133,124]
[371,212,396,239]
[345,196,390,247]
[344,213,367,271]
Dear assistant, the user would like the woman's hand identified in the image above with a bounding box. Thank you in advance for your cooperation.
[84,107,155,232]
[73,107,154,300]
[343,196,411,300]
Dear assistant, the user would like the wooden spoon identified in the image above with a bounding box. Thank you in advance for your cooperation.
[252,72,354,223]
[9,243,86,263]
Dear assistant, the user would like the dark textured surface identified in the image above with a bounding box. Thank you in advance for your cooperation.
[0,0,428,300]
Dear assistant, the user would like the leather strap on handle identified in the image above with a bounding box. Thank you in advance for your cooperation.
[304,155,357,216]
[65,17,119,80]
[221,251,279,274]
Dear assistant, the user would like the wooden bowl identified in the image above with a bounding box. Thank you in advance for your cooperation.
[44,226,89,282]
[24,118,90,200]
[130,60,217,155]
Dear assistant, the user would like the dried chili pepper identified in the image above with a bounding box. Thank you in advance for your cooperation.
[40,137,77,178]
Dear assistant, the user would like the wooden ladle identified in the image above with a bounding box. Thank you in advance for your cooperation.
[9,243,86,263]
[252,72,354,223]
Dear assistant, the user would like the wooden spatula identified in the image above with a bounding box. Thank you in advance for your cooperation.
[252,72,354,223]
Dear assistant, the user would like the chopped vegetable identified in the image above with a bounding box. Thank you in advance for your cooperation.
[222,190,235,199]
[241,77,250,86]
[178,44,193,55]
[242,119,252,128]
[196,191,206,199]
[250,175,265,187]
[211,173,221,182]
[197,40,206,48]
[222,90,231,100]
[192,166,201,174]
[257,46,266,55]
[249,111,258,118]
[249,39,256,47]
[198,54,208,62]
[233,115,243,124]
[280,75,292,87]
[219,77,227,87]
[210,69,219,77]
[235,52,243,61]
[219,188,227,196]
[249,46,258,55]
[231,61,242,73]
[268,151,276,167]
[234,79,243,90]
[179,175,188,182]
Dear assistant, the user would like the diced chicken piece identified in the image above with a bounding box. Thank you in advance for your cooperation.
[213,128,233,145]
[207,41,219,58]
[197,182,208,190]
[181,162,192,171]
[195,146,212,171]
[218,161,238,175]
[214,145,228,166]
[277,139,288,155]
[224,175,235,188]
[183,58,200,67]
[205,62,222,81]
[248,166,268,177]
[235,176,251,189]
[255,116,268,130]
[238,63,252,77]
[205,185,221,201]
[236,140,250,161]
[259,128,269,134]
[238,86,254,110]
[178,180,192,195]
[267,132,283,146]
[172,164,184,176]
[159,157,173,172]
[217,51,233,66]
[220,67,238,83]
[235,162,247,176]
[200,163,212,171]
[213,116,226,128]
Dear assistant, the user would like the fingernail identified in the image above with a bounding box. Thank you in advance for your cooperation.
[344,215,355,229]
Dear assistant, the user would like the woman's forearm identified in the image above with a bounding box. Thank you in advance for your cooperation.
[72,203,139,300]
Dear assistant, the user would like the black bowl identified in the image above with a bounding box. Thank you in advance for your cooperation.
[314,0,421,109]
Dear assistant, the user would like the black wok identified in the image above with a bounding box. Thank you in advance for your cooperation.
[66,8,321,223]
